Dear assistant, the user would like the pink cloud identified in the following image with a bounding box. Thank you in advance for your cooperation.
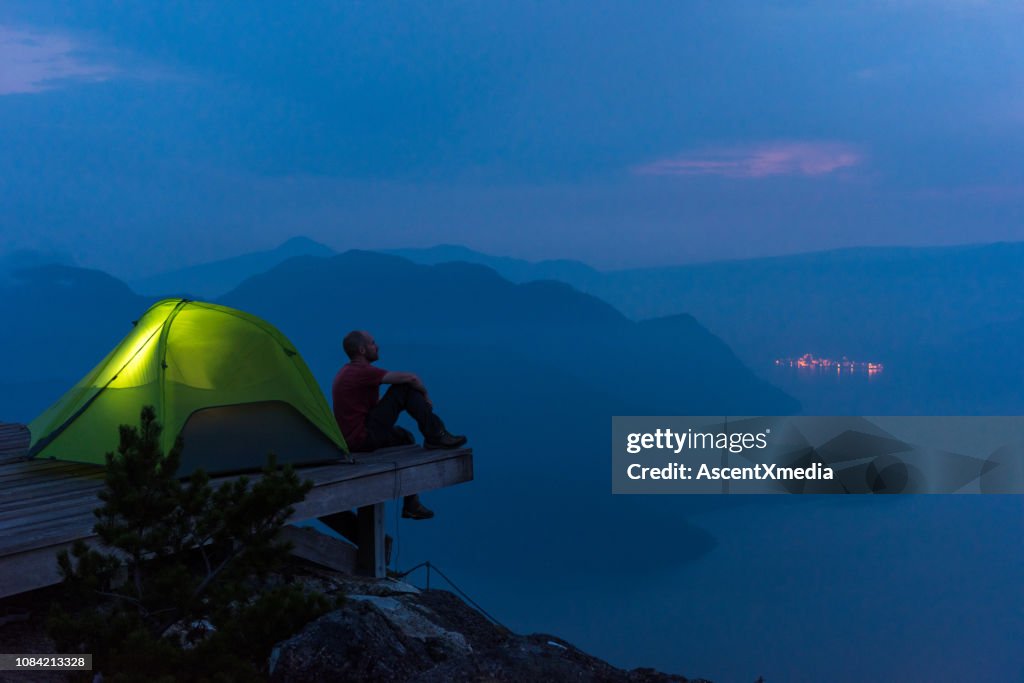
[633,141,865,178]
[0,26,119,95]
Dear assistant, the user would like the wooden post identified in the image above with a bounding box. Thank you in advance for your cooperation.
[355,502,385,578]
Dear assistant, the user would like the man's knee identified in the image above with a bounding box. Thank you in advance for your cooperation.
[384,383,414,401]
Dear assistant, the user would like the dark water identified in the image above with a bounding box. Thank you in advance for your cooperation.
[13,358,1024,682]
[375,355,1024,683]
[767,365,891,416]
[342,368,1024,683]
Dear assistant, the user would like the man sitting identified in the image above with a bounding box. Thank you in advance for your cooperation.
[332,330,467,520]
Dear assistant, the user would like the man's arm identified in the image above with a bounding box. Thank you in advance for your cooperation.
[380,371,432,407]
[381,371,427,394]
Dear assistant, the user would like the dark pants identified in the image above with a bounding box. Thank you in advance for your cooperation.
[360,384,445,452]
[351,384,446,514]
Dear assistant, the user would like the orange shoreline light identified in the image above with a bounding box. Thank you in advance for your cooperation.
[774,353,884,375]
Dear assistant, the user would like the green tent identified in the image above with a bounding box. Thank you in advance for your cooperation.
[29,299,348,474]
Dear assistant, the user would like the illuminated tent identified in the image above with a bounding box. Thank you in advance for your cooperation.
[28,299,347,474]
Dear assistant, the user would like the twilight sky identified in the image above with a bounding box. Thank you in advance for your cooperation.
[2,1,1023,278]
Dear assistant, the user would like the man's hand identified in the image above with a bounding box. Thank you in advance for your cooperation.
[407,375,432,406]
[382,371,431,402]
[411,377,432,405]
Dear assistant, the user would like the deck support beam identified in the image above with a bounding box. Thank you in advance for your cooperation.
[356,502,385,578]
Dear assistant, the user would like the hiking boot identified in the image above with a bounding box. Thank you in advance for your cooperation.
[402,500,435,520]
[424,431,468,450]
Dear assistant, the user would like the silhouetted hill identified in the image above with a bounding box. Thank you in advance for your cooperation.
[0,249,77,283]
[389,241,1024,372]
[0,265,152,420]
[582,242,1024,415]
[587,243,1024,365]
[383,244,602,289]
[221,250,797,416]
[233,250,624,336]
[131,236,335,298]
[0,251,796,420]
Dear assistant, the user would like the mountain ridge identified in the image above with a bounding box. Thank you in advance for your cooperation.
[130,236,336,298]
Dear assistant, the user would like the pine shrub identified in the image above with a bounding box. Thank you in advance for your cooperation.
[47,406,335,681]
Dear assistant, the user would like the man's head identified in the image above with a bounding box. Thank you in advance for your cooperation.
[343,330,379,362]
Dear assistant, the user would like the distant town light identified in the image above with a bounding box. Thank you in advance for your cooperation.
[774,353,884,375]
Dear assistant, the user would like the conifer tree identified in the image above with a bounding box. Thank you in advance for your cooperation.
[48,406,334,681]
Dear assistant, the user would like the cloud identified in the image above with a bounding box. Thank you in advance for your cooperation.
[633,141,865,179]
[0,25,120,95]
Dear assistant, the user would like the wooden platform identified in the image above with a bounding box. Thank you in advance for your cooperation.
[0,423,472,598]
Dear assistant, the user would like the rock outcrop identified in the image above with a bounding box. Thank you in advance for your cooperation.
[269,574,706,683]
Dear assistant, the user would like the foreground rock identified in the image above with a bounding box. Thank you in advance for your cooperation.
[269,576,707,683]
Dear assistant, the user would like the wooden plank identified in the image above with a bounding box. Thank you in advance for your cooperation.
[0,509,99,548]
[0,458,99,473]
[0,460,98,483]
[0,444,428,489]
[0,464,104,485]
[0,458,75,474]
[290,451,473,520]
[0,485,104,515]
[0,472,104,499]
[0,493,102,528]
[0,471,104,500]
[0,444,26,454]
[0,450,28,465]
[0,519,98,559]
[0,539,84,599]
[294,448,468,490]
[279,525,357,574]
[0,464,102,485]
[0,425,30,464]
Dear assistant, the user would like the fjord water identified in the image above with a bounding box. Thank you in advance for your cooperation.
[343,345,1024,683]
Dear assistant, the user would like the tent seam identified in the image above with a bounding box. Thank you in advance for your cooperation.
[28,307,172,458]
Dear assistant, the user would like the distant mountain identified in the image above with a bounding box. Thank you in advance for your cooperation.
[221,250,797,416]
[382,241,1024,415]
[0,251,796,419]
[0,248,77,284]
[398,242,1024,368]
[585,243,1024,366]
[0,265,152,390]
[382,244,603,289]
[131,236,336,298]
[389,242,1024,373]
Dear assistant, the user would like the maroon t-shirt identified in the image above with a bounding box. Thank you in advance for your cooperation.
[332,360,388,451]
